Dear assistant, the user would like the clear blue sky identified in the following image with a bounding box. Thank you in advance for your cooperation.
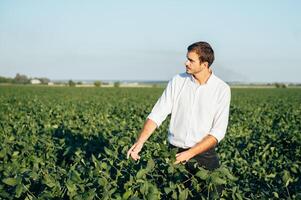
[0,0,300,82]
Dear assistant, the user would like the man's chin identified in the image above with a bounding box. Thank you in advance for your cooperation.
[186,70,192,75]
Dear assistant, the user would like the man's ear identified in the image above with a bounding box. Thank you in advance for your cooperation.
[201,61,209,69]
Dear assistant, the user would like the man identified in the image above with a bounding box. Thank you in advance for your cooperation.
[127,41,231,172]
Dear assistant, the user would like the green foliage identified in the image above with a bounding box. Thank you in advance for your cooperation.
[0,86,300,199]
[274,82,287,88]
[114,81,120,88]
[0,76,13,83]
[94,81,102,87]
[68,80,76,87]
[13,73,30,84]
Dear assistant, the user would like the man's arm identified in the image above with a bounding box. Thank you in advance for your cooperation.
[127,118,157,160]
[174,134,217,164]
[127,78,175,161]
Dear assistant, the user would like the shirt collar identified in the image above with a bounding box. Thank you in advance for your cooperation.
[189,70,214,86]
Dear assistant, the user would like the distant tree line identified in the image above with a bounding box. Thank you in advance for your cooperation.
[0,74,125,87]
[0,73,50,84]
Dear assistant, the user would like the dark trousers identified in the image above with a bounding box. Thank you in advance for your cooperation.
[168,143,223,198]
[168,143,220,171]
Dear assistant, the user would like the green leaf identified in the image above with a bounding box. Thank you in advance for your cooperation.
[283,170,292,187]
[210,173,227,185]
[164,187,172,194]
[178,188,188,200]
[29,171,39,181]
[15,184,23,198]
[195,168,209,180]
[8,136,15,141]
[291,164,299,174]
[168,166,174,174]
[146,159,155,172]
[172,191,177,199]
[2,178,18,186]
[70,169,82,183]
[66,180,77,194]
[265,173,276,178]
[0,150,6,158]
[140,181,149,195]
[273,192,279,198]
[83,188,96,200]
[43,174,56,188]
[98,177,108,186]
[92,154,97,163]
[136,169,148,179]
[12,151,19,157]
[216,166,238,181]
[122,190,132,200]
[100,162,108,169]
[104,147,113,156]
[146,184,160,200]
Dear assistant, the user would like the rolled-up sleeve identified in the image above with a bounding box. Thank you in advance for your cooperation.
[209,86,231,143]
[147,79,174,127]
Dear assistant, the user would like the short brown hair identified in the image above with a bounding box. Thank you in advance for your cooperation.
[187,41,215,67]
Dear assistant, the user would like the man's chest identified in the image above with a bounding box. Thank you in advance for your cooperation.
[174,85,218,117]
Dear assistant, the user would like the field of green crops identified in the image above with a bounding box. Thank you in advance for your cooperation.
[0,86,300,200]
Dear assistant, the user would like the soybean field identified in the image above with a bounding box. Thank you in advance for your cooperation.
[0,86,300,199]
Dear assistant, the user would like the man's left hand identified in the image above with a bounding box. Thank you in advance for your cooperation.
[174,150,194,164]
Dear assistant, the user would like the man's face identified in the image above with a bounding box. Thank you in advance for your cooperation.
[185,51,207,75]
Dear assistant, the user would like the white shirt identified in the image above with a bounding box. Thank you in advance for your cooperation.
[147,71,231,149]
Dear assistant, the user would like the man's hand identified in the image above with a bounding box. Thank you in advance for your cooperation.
[174,150,194,164]
[127,142,144,161]
[126,119,157,161]
[174,134,218,164]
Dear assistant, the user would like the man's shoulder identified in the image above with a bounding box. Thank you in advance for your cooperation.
[171,72,190,82]
[212,74,231,92]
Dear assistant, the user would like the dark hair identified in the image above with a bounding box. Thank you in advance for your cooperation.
[187,41,215,67]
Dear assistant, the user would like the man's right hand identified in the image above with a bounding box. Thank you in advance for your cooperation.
[126,118,157,161]
[127,142,144,161]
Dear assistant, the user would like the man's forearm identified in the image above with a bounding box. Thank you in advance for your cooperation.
[136,118,157,144]
[188,134,218,157]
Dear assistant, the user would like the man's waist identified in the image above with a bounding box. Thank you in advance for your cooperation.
[168,142,217,155]
[168,135,197,149]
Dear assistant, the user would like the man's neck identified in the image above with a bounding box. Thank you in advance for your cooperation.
[193,68,212,85]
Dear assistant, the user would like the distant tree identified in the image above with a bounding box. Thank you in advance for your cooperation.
[114,81,120,88]
[38,77,51,84]
[77,81,83,85]
[14,73,30,84]
[94,81,102,87]
[0,76,13,83]
[275,83,287,88]
[68,80,76,87]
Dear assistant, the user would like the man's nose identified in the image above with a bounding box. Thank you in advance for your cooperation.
[185,60,189,66]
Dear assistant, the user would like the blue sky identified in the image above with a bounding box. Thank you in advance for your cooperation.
[0,0,300,82]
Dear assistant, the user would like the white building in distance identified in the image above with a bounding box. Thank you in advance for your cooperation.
[30,79,41,84]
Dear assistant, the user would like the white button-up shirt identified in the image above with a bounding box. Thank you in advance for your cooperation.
[147,71,231,148]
